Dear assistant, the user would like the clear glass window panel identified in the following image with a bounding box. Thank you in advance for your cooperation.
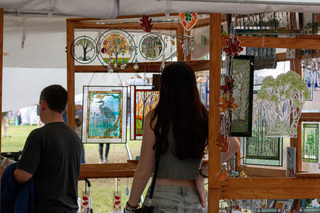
[302,122,320,172]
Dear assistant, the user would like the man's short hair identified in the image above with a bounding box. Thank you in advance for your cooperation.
[40,85,68,113]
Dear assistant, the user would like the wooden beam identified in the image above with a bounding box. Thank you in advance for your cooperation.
[296,172,320,178]
[296,121,302,172]
[66,20,76,129]
[74,60,209,73]
[242,166,286,177]
[194,17,210,29]
[222,35,320,50]
[79,163,137,179]
[220,188,320,200]
[215,177,320,189]
[209,13,221,213]
[300,113,320,121]
[276,52,290,62]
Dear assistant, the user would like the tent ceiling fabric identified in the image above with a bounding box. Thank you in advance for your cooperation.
[119,0,320,15]
[2,0,320,18]
[1,0,119,19]
[3,15,67,68]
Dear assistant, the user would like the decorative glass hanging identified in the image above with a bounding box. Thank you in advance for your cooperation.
[178,31,195,61]
[140,15,153,32]
[216,19,240,151]
[257,71,310,138]
[96,29,136,71]
[139,33,165,60]
[302,123,319,163]
[71,36,97,64]
[179,12,198,31]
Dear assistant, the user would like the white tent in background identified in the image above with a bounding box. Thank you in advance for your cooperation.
[1,0,320,111]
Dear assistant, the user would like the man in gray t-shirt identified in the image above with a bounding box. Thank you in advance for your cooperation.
[14,85,82,213]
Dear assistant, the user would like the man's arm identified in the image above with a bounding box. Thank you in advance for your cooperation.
[14,169,33,184]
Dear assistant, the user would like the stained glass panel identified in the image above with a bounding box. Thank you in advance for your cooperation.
[130,86,159,140]
[302,123,319,163]
[82,86,127,143]
[243,93,282,166]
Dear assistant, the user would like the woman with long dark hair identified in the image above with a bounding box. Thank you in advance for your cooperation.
[125,62,240,212]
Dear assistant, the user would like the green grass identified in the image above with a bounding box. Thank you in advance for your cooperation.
[1,124,145,212]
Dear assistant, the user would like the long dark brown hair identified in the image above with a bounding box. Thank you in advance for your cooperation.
[150,62,208,160]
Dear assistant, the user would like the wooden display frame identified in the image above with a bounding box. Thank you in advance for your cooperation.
[22,11,320,212]
[65,15,212,183]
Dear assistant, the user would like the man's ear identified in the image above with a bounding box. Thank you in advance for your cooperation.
[40,100,47,110]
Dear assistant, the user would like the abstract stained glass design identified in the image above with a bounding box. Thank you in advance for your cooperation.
[130,86,159,140]
[302,123,319,163]
[243,93,282,166]
[82,86,127,143]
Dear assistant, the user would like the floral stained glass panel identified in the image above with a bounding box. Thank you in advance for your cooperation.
[130,86,159,140]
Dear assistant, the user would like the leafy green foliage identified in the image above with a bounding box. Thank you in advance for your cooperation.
[257,70,310,107]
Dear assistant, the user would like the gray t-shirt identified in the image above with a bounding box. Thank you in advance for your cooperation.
[17,122,82,213]
[157,128,202,179]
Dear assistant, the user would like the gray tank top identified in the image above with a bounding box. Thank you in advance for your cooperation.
[156,128,202,179]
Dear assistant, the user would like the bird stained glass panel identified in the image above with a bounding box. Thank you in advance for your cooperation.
[82,86,127,143]
[130,86,159,140]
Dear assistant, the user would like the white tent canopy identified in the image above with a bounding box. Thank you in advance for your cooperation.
[2,0,320,18]
[2,0,320,112]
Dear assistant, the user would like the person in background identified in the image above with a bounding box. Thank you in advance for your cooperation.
[125,62,240,213]
[14,84,82,213]
[2,112,10,137]
[99,143,109,163]
[75,105,85,164]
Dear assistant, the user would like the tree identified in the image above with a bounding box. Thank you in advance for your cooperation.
[75,38,95,61]
[257,71,309,137]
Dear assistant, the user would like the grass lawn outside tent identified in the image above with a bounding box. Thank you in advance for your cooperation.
[1,124,148,212]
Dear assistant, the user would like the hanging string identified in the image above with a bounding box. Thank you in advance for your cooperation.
[228,14,236,77]
[116,72,123,86]
[88,72,96,86]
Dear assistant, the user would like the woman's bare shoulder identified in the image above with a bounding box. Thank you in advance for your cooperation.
[146,110,157,128]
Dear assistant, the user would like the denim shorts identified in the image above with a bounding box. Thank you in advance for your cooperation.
[143,185,207,213]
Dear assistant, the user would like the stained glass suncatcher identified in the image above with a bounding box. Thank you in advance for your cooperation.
[243,93,282,166]
[139,34,165,60]
[82,86,127,143]
[130,86,159,140]
[302,123,319,163]
[71,36,97,64]
[229,55,254,137]
[96,29,136,70]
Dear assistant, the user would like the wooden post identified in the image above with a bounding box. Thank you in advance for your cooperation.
[0,7,3,196]
[208,13,221,213]
[176,21,184,61]
[290,51,302,171]
[66,20,75,129]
